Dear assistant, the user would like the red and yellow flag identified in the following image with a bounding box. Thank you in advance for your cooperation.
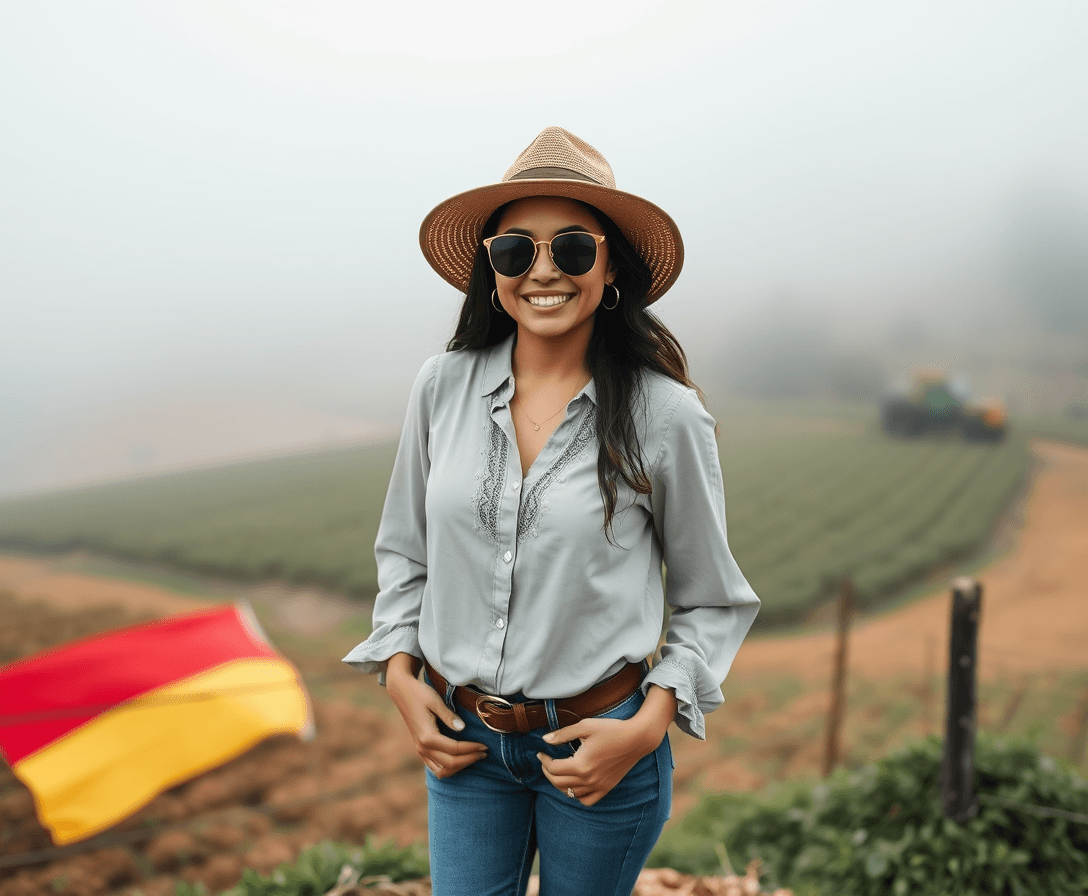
[0,604,312,845]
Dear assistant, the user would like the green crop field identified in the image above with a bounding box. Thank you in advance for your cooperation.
[0,407,1033,627]
[0,442,399,598]
[718,422,1030,625]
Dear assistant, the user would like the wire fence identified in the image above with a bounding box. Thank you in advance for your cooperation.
[817,576,1088,828]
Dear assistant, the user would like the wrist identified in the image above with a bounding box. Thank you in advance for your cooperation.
[630,684,676,752]
[385,652,423,684]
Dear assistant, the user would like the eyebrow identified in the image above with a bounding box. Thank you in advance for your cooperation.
[501,224,595,237]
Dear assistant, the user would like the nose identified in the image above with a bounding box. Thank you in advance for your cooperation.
[527,240,561,282]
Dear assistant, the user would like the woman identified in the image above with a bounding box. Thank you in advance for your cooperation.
[345,127,759,896]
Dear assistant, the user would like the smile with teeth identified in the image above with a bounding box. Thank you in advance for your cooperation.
[524,294,573,307]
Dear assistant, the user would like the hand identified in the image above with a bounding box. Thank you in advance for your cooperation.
[536,685,676,806]
[385,653,487,778]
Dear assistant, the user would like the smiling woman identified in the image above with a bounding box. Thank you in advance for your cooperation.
[489,198,613,364]
[343,127,759,896]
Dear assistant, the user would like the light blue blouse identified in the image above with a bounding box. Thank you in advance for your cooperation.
[343,334,759,739]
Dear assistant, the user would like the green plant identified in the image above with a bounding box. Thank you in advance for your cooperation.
[218,839,428,896]
[652,735,1088,895]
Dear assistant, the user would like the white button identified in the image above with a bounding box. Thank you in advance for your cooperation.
[511,481,521,491]
[503,550,512,563]
[496,618,505,629]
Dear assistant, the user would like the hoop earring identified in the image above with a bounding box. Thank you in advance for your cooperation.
[491,289,505,314]
[601,284,620,311]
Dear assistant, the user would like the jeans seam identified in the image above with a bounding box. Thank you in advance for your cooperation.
[609,802,651,896]
[513,808,535,896]
[500,734,524,783]
[544,698,559,730]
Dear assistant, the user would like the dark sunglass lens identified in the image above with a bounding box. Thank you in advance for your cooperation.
[488,235,535,278]
[552,233,598,276]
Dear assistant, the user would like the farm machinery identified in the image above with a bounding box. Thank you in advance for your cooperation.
[881,373,1007,442]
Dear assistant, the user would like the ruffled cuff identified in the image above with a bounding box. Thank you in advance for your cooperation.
[341,623,421,686]
[641,655,726,740]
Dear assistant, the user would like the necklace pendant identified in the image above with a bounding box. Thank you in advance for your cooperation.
[533,424,540,431]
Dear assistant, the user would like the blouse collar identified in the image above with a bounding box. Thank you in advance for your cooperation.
[479,334,598,407]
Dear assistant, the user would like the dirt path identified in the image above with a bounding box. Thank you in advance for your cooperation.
[732,439,1088,682]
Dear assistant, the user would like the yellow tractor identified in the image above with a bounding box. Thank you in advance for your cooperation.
[881,373,1007,442]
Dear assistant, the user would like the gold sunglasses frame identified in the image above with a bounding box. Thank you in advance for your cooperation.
[482,232,606,279]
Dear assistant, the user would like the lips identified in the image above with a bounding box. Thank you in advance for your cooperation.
[524,294,573,307]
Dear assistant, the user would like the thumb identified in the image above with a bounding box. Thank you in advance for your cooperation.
[434,702,465,732]
[542,723,584,745]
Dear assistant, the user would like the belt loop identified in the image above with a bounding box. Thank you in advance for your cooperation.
[444,682,456,712]
[544,698,560,731]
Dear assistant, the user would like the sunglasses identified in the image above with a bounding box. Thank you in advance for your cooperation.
[483,232,606,279]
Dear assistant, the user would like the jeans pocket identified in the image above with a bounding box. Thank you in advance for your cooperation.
[592,688,644,722]
[538,735,579,759]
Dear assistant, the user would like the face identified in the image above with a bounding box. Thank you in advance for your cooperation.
[491,196,614,348]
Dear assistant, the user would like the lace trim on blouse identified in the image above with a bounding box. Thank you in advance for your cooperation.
[472,401,509,543]
[517,407,596,541]
[473,397,597,544]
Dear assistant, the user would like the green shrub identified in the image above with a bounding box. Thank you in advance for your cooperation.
[187,839,429,896]
[652,736,1088,896]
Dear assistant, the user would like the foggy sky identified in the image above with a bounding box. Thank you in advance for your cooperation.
[3,1,1087,496]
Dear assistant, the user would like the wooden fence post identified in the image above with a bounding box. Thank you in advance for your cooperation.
[822,577,853,777]
[942,577,982,822]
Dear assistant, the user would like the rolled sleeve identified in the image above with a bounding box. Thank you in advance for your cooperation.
[341,356,437,682]
[643,388,760,739]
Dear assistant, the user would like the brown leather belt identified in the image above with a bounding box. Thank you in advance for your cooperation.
[423,660,644,735]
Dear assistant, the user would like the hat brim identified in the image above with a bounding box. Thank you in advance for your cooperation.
[419,179,684,304]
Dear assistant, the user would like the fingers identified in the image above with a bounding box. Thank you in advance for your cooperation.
[419,731,487,779]
[390,681,488,777]
[536,753,605,806]
[415,713,486,778]
[434,702,467,734]
[424,746,487,779]
[542,721,587,746]
[419,727,486,756]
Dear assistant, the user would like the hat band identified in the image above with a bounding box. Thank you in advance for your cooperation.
[506,166,603,185]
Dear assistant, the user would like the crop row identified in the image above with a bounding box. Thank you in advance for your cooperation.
[722,428,1029,624]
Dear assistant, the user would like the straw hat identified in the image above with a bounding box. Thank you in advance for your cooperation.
[419,127,684,303]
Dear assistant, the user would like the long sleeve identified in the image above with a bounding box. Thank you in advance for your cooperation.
[641,387,760,739]
[342,356,438,680]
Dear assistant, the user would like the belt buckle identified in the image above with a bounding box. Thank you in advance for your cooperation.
[475,694,514,733]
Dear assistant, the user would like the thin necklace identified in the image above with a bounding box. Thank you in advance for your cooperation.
[515,394,569,432]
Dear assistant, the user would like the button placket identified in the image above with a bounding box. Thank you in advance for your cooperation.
[483,386,520,691]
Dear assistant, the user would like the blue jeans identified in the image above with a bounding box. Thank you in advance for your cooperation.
[425,680,673,896]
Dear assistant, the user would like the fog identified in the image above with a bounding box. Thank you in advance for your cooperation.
[3,1,1087,497]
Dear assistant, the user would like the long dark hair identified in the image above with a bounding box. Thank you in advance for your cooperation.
[447,201,695,535]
